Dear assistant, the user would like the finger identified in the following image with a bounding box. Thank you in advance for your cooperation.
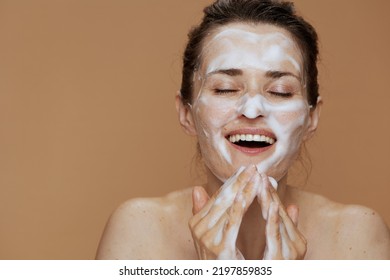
[279,216,307,260]
[267,184,301,241]
[225,191,246,232]
[216,191,248,259]
[267,184,303,243]
[194,165,248,218]
[263,184,307,259]
[265,177,290,222]
[268,176,278,189]
[196,170,258,244]
[286,204,299,226]
[220,175,259,240]
[240,173,260,211]
[204,165,256,227]
[264,175,282,204]
[216,165,256,207]
[285,204,307,257]
[265,176,296,229]
[279,219,295,259]
[264,201,282,259]
[222,174,259,226]
[201,191,245,246]
[216,193,247,259]
[199,183,253,251]
[200,200,239,258]
[192,186,210,215]
[200,218,226,251]
[256,173,272,220]
[235,249,245,260]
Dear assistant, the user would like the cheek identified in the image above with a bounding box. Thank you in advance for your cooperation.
[256,107,308,176]
[193,97,239,170]
[272,108,309,154]
[269,105,309,147]
[195,97,239,133]
[275,110,306,127]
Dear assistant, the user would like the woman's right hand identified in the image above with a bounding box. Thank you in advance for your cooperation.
[188,165,258,259]
[257,174,307,260]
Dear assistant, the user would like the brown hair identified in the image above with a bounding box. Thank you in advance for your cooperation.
[180,0,319,107]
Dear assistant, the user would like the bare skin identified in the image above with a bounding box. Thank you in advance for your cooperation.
[96,22,390,260]
[96,170,390,259]
[188,166,307,259]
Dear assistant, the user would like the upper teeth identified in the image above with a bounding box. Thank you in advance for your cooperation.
[228,134,275,144]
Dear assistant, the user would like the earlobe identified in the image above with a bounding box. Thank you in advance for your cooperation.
[304,96,323,141]
[175,93,197,136]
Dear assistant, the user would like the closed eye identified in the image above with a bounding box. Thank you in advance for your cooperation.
[268,91,293,98]
[214,89,239,94]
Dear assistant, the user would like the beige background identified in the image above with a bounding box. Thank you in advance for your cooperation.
[0,0,389,259]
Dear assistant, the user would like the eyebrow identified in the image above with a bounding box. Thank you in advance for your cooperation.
[206,68,243,77]
[206,68,301,82]
[265,70,301,81]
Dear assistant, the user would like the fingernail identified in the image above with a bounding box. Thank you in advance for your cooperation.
[268,177,278,190]
[236,166,245,175]
[248,165,256,173]
[193,187,200,202]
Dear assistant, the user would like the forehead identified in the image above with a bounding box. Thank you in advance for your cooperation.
[199,23,303,75]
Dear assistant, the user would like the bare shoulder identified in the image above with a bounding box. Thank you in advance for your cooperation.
[96,188,195,260]
[289,187,390,259]
[334,203,390,259]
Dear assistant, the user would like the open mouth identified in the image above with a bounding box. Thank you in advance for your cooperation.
[227,134,276,150]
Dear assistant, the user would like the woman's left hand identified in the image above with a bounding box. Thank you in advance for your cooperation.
[257,174,307,260]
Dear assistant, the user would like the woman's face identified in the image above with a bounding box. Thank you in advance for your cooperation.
[183,23,319,182]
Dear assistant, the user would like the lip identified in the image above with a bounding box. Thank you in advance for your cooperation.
[226,128,276,139]
[229,141,274,155]
[225,128,276,156]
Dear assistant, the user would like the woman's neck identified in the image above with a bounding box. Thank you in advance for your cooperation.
[204,168,290,259]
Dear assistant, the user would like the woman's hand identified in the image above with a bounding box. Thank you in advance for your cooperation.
[189,165,259,259]
[257,174,307,260]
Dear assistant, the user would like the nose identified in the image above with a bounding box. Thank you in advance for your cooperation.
[238,94,266,119]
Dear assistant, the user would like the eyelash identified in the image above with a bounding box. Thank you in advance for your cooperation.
[214,89,239,94]
[213,89,293,98]
[268,91,293,98]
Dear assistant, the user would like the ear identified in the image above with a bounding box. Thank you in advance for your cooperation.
[303,96,323,141]
[175,92,197,136]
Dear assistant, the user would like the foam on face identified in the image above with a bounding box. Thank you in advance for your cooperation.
[191,25,310,183]
[250,96,309,175]
[204,28,301,74]
[198,95,234,166]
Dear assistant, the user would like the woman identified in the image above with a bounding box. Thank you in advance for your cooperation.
[96,0,390,259]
